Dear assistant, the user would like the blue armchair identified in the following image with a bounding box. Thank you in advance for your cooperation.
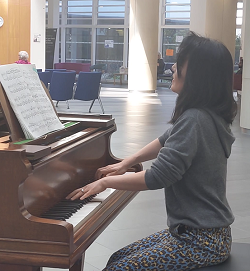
[74,72,104,114]
[38,71,51,89]
[49,71,76,109]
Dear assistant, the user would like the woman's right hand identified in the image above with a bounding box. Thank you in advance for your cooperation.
[95,160,131,180]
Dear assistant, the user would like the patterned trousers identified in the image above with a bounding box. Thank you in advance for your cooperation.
[102,225,232,271]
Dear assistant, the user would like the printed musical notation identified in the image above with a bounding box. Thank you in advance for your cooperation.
[0,64,64,139]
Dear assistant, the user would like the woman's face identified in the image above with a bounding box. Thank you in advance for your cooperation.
[171,62,188,94]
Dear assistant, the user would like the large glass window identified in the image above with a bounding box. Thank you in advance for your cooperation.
[47,0,241,82]
[236,1,243,26]
[46,1,48,25]
[164,0,190,25]
[235,1,243,65]
[48,0,191,76]
[59,1,62,25]
[235,30,241,67]
[65,28,91,62]
[96,28,124,74]
[97,0,125,25]
[162,28,189,63]
[67,0,93,25]
[162,1,190,63]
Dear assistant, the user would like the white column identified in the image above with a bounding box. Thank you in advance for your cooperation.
[61,0,67,63]
[190,0,237,59]
[190,0,207,36]
[128,0,159,92]
[92,0,98,65]
[48,0,60,64]
[30,0,46,70]
[240,0,250,133]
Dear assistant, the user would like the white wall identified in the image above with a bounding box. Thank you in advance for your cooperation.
[30,0,46,70]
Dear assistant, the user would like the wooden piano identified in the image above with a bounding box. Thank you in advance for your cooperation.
[0,82,142,271]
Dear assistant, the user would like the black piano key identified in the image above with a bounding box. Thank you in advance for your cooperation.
[50,207,79,212]
[40,194,97,221]
[41,214,70,220]
[41,215,66,221]
[43,211,72,217]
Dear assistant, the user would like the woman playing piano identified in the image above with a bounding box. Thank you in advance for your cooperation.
[67,32,237,271]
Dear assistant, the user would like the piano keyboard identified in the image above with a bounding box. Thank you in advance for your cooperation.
[41,188,115,230]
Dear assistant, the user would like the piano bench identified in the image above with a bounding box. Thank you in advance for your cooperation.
[193,242,250,271]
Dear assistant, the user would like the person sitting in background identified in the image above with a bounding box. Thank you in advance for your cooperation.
[236,57,243,74]
[157,52,165,76]
[90,63,106,73]
[15,51,31,64]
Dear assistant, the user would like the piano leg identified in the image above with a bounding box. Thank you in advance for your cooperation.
[70,254,85,271]
[0,264,41,271]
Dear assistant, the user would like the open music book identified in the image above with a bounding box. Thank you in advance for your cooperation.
[0,64,64,139]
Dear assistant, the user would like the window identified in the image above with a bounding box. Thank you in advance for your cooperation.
[67,0,93,25]
[235,1,243,64]
[59,1,62,25]
[65,28,92,62]
[236,1,243,26]
[161,1,190,63]
[164,0,191,25]
[96,28,124,74]
[46,1,48,25]
[97,0,125,25]
[162,28,189,63]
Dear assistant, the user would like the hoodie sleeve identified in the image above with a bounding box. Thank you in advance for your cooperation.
[158,128,172,146]
[145,114,200,189]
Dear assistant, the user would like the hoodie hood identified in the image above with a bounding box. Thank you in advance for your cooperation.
[202,109,235,158]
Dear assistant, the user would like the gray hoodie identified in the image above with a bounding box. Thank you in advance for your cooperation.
[145,108,235,229]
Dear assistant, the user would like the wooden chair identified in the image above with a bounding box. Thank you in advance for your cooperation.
[233,73,242,91]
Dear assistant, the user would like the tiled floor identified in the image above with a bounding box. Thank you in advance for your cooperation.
[44,84,250,271]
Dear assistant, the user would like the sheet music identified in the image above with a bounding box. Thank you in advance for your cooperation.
[0,64,64,139]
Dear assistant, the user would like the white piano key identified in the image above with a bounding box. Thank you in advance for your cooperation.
[66,174,134,230]
[91,188,115,201]
[66,202,100,228]
[66,188,115,231]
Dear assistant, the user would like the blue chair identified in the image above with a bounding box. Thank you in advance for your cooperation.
[38,71,51,89]
[45,69,68,86]
[74,72,104,114]
[36,68,42,72]
[49,71,76,109]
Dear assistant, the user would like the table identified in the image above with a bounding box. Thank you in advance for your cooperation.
[113,73,128,85]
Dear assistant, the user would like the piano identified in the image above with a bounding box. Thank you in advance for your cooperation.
[0,81,142,271]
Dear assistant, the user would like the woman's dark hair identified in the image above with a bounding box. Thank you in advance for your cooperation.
[170,32,237,124]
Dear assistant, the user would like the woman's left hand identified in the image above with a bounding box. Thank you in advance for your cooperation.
[66,179,106,200]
